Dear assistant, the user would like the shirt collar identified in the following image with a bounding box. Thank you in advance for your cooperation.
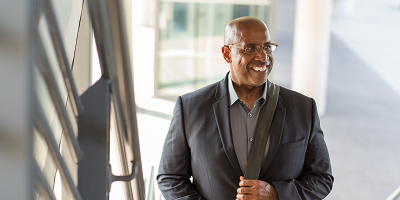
[228,72,268,106]
[228,72,239,106]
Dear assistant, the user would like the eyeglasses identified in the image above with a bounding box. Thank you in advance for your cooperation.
[226,43,278,54]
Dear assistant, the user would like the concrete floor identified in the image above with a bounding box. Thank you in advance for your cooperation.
[323,34,400,199]
[272,0,400,199]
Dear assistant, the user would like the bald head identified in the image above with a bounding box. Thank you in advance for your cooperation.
[224,16,270,45]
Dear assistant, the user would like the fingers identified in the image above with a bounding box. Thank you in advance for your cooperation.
[239,179,268,188]
[237,179,277,199]
[237,187,267,196]
[236,193,268,200]
[239,179,251,187]
[237,193,254,200]
[236,193,247,200]
[237,187,251,195]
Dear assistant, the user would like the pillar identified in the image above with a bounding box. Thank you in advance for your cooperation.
[0,0,33,199]
[291,0,333,115]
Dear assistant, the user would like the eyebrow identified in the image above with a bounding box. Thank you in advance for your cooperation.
[245,42,273,46]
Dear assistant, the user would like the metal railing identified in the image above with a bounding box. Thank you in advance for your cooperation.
[85,0,145,198]
[33,98,83,200]
[33,0,145,199]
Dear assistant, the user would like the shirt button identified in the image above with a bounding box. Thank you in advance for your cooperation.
[249,138,253,142]
[248,113,252,118]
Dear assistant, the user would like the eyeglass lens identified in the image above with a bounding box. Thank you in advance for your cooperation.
[245,44,277,54]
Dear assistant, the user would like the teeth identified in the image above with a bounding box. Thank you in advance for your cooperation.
[253,66,267,72]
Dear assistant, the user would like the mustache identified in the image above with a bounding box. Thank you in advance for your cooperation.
[252,60,270,66]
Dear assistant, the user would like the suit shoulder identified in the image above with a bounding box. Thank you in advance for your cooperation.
[279,86,311,99]
[279,86,314,108]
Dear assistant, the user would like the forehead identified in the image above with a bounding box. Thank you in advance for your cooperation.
[235,25,270,45]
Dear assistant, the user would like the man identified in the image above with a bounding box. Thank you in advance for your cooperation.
[157,16,333,200]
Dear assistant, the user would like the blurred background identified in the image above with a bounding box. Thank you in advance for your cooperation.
[1,0,399,199]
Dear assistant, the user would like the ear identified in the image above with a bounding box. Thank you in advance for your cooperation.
[221,46,232,63]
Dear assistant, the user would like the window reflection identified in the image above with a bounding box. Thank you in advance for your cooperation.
[157,2,272,98]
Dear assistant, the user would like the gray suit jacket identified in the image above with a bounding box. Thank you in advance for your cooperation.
[157,73,333,200]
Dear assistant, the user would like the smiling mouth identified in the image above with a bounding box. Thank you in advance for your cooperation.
[252,66,267,72]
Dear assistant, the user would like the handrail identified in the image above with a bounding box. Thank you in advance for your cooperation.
[146,166,156,200]
[103,0,145,197]
[33,161,57,200]
[35,34,84,163]
[39,0,84,117]
[34,100,83,200]
[86,0,145,199]
[386,185,400,200]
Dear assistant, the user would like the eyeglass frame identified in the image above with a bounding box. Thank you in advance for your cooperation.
[225,43,278,54]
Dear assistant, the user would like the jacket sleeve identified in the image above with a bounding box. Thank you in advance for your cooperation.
[271,98,334,200]
[157,96,203,200]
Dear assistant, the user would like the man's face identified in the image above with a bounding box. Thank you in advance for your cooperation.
[224,25,274,89]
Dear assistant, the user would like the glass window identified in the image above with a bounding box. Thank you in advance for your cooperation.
[156,1,273,99]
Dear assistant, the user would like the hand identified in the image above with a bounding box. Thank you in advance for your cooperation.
[236,176,278,200]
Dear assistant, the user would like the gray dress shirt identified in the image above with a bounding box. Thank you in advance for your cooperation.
[228,73,271,174]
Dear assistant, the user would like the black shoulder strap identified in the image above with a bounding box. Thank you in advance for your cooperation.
[244,81,280,180]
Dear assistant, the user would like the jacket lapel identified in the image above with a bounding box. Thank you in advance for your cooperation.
[212,74,243,177]
[259,96,285,179]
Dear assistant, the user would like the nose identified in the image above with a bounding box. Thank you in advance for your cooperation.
[255,48,269,62]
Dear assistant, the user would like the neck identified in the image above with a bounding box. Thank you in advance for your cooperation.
[233,82,265,110]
